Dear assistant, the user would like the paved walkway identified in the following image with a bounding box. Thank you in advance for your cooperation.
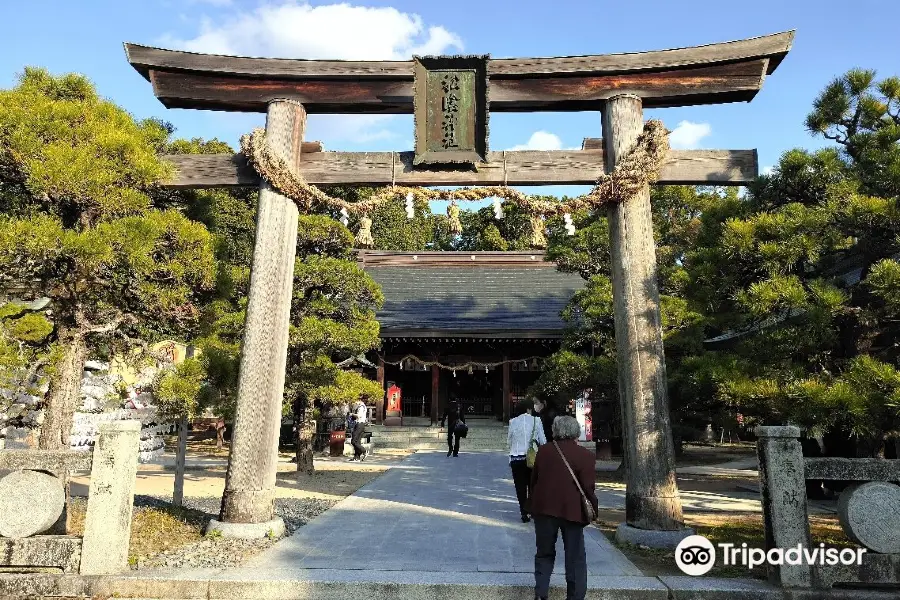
[243,450,641,577]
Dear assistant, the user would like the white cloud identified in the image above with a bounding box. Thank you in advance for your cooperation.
[306,114,398,144]
[668,120,712,150]
[508,131,566,151]
[160,2,462,60]
[160,3,462,146]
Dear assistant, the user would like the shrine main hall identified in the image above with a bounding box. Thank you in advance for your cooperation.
[357,250,585,426]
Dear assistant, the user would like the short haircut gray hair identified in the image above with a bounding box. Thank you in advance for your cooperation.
[552,415,581,440]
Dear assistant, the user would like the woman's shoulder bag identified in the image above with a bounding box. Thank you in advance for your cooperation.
[525,416,539,468]
[552,441,597,522]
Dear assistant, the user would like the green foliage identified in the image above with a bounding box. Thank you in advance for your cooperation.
[454,202,535,251]
[545,211,610,279]
[0,69,219,448]
[151,358,206,419]
[296,214,355,258]
[1,311,53,343]
[805,69,900,198]
[528,350,616,404]
[367,194,441,251]
[0,68,171,226]
[0,302,53,387]
[0,209,216,339]
[287,216,384,412]
[680,69,900,453]
[306,368,384,406]
[866,259,900,315]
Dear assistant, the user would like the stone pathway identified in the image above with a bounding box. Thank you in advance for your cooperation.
[243,450,641,577]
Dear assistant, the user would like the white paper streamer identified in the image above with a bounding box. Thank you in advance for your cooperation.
[339,207,349,226]
[405,193,415,219]
[492,198,504,220]
[563,213,576,236]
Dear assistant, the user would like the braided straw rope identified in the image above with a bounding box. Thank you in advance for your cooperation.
[239,120,669,218]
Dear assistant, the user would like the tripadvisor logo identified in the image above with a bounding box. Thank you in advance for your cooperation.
[675,535,866,576]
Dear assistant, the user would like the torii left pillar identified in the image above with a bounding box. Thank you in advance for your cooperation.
[209,99,305,538]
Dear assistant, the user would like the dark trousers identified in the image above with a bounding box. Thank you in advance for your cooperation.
[534,515,587,600]
[510,459,532,517]
[351,422,366,457]
[447,428,461,455]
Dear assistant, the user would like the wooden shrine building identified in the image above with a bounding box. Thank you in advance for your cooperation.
[359,251,584,425]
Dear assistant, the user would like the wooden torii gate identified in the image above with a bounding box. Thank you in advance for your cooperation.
[125,31,793,544]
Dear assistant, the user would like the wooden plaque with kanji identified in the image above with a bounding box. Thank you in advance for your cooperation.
[413,55,489,166]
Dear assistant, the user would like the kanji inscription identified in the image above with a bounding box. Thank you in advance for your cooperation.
[413,55,489,166]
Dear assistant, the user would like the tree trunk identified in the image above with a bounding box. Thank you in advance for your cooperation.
[295,411,315,476]
[173,416,188,507]
[39,328,86,451]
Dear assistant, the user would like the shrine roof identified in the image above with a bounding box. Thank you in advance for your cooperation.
[358,251,585,339]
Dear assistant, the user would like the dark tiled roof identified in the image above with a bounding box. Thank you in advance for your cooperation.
[362,253,585,337]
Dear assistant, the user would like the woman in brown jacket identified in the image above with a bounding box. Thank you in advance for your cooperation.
[529,415,599,600]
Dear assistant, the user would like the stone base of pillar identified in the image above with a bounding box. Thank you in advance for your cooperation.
[615,522,694,550]
[205,517,285,540]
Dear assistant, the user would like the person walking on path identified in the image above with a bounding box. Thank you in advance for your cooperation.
[530,416,599,600]
[349,399,369,462]
[440,399,466,457]
[536,400,558,443]
[507,399,547,522]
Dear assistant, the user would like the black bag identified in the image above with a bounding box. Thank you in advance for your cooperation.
[454,420,469,438]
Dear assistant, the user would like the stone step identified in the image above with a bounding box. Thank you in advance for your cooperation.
[373,431,507,441]
[377,441,506,450]
[369,425,505,433]
[0,570,690,600]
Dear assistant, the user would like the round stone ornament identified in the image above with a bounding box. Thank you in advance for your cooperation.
[837,481,900,554]
[0,469,66,538]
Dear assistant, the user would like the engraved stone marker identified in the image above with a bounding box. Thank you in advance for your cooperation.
[0,469,66,538]
[413,55,489,166]
[837,481,900,554]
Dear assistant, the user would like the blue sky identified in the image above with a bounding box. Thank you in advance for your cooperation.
[2,0,899,199]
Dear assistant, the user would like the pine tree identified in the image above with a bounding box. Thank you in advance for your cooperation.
[687,69,900,456]
[0,69,217,449]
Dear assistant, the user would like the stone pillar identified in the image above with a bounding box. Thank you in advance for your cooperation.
[603,95,686,543]
[79,420,140,575]
[173,416,188,507]
[431,365,440,426]
[756,425,813,587]
[216,99,305,537]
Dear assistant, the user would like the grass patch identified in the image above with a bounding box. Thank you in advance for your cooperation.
[69,498,207,565]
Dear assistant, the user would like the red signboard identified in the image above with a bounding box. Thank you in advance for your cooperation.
[386,384,402,413]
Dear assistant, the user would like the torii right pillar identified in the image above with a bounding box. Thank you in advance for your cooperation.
[603,94,692,548]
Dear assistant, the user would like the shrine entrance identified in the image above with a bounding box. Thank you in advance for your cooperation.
[126,30,793,547]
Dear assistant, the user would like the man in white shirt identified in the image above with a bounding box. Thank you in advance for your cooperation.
[349,400,369,462]
[507,399,547,522]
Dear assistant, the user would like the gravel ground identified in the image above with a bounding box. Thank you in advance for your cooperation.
[132,495,337,570]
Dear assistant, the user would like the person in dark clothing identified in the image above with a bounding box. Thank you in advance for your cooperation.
[439,399,466,457]
[536,401,558,443]
[530,415,599,600]
[348,399,369,462]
